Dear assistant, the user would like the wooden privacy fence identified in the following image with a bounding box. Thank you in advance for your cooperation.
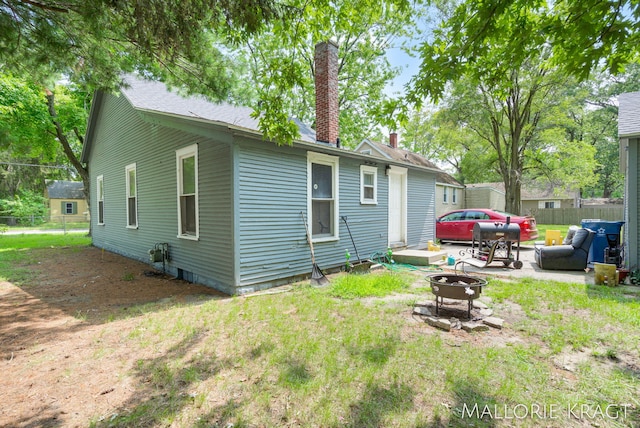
[531,207,624,225]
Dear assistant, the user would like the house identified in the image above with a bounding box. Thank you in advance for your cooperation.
[464,183,506,212]
[520,183,579,214]
[45,180,89,223]
[435,173,464,217]
[464,181,579,215]
[81,41,440,295]
[353,135,462,217]
[618,91,640,271]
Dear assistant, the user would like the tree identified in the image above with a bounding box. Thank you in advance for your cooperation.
[241,0,415,146]
[405,1,636,213]
[578,64,640,198]
[0,0,284,97]
[428,55,598,213]
[0,74,88,200]
[407,0,640,103]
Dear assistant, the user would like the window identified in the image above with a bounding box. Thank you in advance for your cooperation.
[126,163,137,228]
[440,211,464,222]
[62,201,77,215]
[360,165,377,204]
[176,145,198,239]
[308,152,339,241]
[443,186,448,203]
[452,188,458,204]
[97,175,104,225]
[465,211,490,220]
[539,200,560,209]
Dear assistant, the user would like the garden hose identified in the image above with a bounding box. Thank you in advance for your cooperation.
[369,251,443,273]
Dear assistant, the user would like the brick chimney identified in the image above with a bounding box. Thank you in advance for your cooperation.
[315,41,339,146]
[389,132,398,149]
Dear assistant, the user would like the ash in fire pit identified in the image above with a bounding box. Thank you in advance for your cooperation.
[428,274,487,319]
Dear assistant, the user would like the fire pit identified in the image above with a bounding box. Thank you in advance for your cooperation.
[427,274,488,319]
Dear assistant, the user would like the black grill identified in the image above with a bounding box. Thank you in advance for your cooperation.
[473,222,521,242]
[466,219,523,269]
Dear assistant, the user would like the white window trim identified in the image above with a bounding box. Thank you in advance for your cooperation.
[125,163,138,229]
[97,175,105,226]
[360,165,378,205]
[176,144,199,240]
[307,152,339,243]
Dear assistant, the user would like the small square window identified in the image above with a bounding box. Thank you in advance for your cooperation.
[360,165,377,205]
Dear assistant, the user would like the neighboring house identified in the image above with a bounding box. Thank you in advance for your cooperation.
[464,181,578,215]
[520,183,579,214]
[45,180,89,223]
[435,172,464,217]
[618,91,640,271]
[81,41,440,295]
[354,135,462,218]
[464,183,506,212]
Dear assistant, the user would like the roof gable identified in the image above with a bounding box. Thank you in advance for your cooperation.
[46,180,85,199]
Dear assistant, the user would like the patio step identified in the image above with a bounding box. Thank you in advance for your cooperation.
[392,249,448,266]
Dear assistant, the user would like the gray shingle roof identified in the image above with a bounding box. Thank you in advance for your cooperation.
[120,76,317,143]
[46,180,85,199]
[619,91,640,138]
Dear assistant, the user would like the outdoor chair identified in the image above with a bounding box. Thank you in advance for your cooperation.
[534,228,595,270]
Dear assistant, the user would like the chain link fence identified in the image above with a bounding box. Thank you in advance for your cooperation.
[0,215,89,233]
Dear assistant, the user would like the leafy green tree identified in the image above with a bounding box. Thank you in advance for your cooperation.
[405,1,625,213]
[0,74,88,199]
[0,190,48,225]
[242,0,415,146]
[1,0,283,96]
[407,0,640,103]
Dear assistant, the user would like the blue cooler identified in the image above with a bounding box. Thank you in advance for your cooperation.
[580,220,624,266]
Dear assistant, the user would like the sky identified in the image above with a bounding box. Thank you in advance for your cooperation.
[384,44,421,96]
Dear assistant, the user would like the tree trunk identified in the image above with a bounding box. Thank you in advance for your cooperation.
[45,89,91,236]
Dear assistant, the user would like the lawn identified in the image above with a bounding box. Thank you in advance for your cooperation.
[0,234,638,427]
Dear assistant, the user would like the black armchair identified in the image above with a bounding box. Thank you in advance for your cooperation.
[535,228,595,270]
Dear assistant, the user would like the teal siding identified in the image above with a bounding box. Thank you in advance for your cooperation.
[87,94,235,292]
[236,146,390,288]
[407,170,436,247]
[236,139,309,289]
[336,157,389,263]
[88,93,437,294]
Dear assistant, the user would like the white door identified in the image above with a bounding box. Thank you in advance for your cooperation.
[388,167,407,246]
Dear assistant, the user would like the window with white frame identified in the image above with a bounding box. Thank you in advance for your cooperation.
[176,145,199,239]
[125,163,138,228]
[452,188,457,204]
[308,152,339,241]
[97,175,104,225]
[443,186,448,203]
[360,165,377,204]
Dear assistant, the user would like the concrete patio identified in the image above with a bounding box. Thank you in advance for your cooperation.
[421,243,596,284]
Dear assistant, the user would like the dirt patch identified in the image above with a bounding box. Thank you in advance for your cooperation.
[0,246,227,427]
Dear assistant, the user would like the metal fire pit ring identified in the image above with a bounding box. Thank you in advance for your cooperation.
[427,274,488,319]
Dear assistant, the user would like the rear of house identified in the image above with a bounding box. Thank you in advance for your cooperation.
[81,43,439,294]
